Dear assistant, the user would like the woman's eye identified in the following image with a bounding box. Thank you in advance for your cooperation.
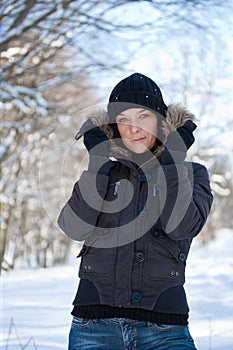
[118,118,129,123]
[140,114,149,119]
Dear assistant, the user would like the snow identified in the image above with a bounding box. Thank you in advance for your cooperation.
[186,229,233,349]
[1,265,77,350]
[1,229,233,350]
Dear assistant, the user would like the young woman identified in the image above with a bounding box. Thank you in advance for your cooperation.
[58,73,213,350]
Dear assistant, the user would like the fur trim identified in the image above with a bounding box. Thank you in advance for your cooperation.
[162,103,196,144]
[79,103,196,157]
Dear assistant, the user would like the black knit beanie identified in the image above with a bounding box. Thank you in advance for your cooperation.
[107,73,167,122]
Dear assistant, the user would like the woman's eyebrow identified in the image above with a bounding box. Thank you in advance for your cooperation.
[137,109,147,114]
[118,109,147,117]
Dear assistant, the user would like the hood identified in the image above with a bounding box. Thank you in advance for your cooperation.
[78,104,196,158]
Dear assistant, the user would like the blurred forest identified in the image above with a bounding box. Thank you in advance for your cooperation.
[1,0,233,273]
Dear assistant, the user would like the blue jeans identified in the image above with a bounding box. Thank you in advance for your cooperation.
[68,317,197,350]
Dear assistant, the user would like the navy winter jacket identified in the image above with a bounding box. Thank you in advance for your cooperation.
[58,104,213,322]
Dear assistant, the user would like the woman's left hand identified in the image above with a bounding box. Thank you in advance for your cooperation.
[167,120,197,152]
[158,121,197,165]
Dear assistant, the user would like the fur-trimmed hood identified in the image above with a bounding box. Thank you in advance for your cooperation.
[77,104,196,158]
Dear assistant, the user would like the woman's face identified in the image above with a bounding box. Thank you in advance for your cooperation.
[116,108,158,154]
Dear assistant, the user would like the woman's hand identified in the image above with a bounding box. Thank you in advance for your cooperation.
[167,120,197,151]
[83,122,109,158]
[80,120,112,174]
[158,121,197,164]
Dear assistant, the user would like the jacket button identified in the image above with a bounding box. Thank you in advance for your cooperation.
[178,253,186,262]
[138,210,148,219]
[140,173,151,182]
[140,174,147,181]
[135,251,145,263]
[153,230,159,238]
[103,229,109,235]
[131,292,142,302]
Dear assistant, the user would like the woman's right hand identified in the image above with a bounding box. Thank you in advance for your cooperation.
[80,120,113,174]
[83,121,109,157]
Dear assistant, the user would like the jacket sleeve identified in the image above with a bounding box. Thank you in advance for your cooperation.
[157,161,213,240]
[57,160,113,241]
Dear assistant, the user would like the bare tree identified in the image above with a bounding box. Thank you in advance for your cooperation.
[0,0,149,272]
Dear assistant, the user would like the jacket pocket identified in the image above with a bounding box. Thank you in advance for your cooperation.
[145,231,185,281]
[79,246,117,277]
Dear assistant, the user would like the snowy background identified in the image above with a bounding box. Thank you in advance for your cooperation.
[1,1,233,350]
[1,229,233,350]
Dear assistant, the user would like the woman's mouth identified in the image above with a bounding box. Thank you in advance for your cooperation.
[132,137,146,143]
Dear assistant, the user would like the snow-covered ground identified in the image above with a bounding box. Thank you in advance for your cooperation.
[1,229,233,350]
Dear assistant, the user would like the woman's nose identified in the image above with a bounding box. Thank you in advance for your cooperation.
[130,123,141,133]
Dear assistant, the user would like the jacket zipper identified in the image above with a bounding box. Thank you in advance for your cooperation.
[113,181,156,196]
[113,181,120,195]
[152,184,157,197]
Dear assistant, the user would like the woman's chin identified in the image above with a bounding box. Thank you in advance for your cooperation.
[132,149,148,154]
[132,146,150,154]
[123,142,148,154]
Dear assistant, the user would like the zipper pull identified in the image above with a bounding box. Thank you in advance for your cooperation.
[152,184,157,197]
[114,181,120,195]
